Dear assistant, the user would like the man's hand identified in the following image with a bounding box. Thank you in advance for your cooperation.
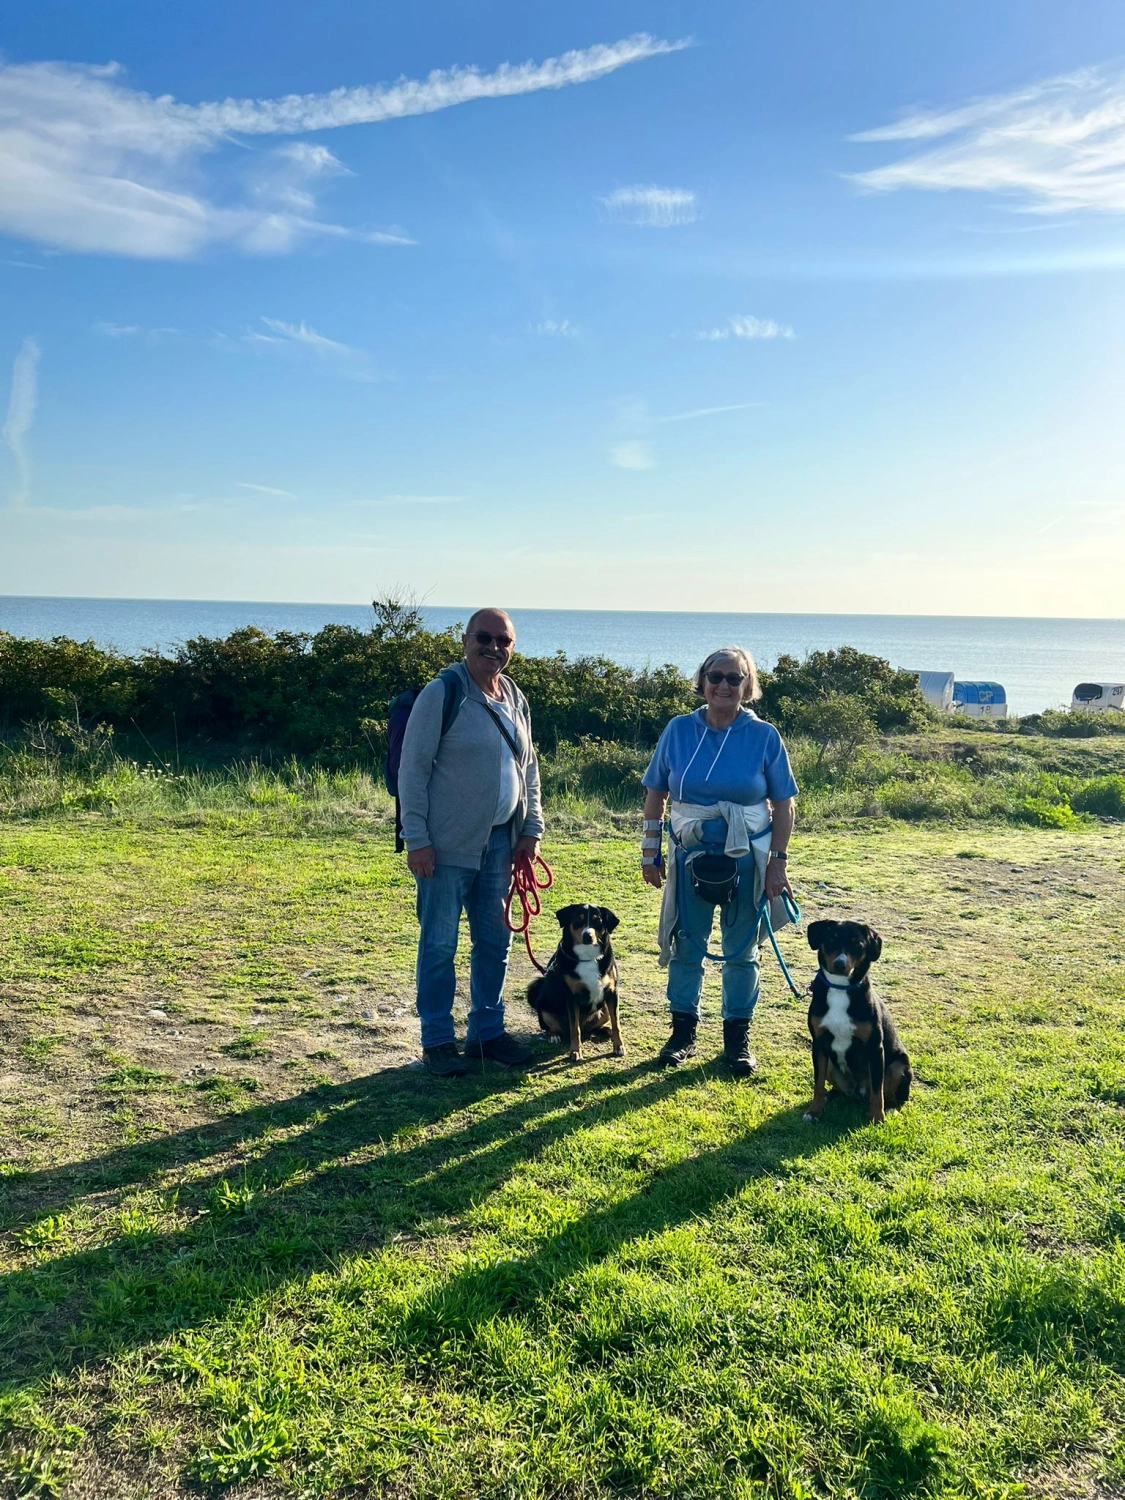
[514,835,541,862]
[407,845,436,879]
[642,862,665,889]
[764,858,792,902]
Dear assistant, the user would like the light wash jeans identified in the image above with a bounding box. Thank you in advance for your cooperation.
[413,824,514,1049]
[667,845,762,1022]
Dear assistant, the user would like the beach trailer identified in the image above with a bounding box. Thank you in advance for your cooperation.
[913,671,955,712]
[952,681,1008,719]
[1070,682,1125,713]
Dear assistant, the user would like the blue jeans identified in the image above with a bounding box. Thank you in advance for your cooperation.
[667,846,762,1022]
[414,825,514,1049]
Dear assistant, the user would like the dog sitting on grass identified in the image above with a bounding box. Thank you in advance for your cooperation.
[527,904,623,1062]
[803,919,912,1125]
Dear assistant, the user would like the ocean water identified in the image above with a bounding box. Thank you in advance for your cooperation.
[2,595,1124,718]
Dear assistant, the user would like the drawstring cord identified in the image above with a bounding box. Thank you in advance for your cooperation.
[505,848,554,974]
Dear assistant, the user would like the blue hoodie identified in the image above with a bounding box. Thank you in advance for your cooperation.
[643,707,798,807]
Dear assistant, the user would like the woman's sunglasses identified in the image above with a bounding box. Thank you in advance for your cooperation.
[706,671,745,686]
[473,630,514,648]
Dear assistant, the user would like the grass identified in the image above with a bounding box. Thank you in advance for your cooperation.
[1,809,1125,1498]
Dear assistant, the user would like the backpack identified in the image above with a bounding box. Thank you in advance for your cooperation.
[385,667,464,852]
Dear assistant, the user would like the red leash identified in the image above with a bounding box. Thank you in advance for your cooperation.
[505,848,554,974]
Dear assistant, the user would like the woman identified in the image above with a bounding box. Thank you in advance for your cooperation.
[641,647,797,1075]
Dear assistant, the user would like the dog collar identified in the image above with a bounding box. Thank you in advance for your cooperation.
[821,970,857,989]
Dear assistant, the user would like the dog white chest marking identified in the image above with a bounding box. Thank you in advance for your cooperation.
[822,982,856,1071]
[574,945,604,1006]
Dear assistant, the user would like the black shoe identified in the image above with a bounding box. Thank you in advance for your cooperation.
[722,1020,759,1078]
[658,1012,698,1067]
[472,1032,533,1069]
[422,1043,467,1078]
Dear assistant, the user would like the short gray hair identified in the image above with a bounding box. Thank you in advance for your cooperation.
[693,647,761,703]
[463,607,515,638]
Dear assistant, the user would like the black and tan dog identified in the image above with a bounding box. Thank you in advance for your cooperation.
[527,904,623,1062]
[803,919,911,1124]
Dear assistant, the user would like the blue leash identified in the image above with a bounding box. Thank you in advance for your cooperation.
[673,845,806,999]
[760,890,806,999]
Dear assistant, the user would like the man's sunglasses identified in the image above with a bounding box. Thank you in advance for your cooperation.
[472,630,514,648]
[706,671,745,686]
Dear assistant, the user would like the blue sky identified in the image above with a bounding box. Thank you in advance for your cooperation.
[2,0,1125,616]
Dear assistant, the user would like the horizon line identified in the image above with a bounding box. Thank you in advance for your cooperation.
[0,594,1122,625]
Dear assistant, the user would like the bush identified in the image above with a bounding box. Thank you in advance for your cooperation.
[1017,796,1086,829]
[539,739,649,809]
[761,647,928,736]
[786,695,876,779]
[1072,775,1125,819]
[1027,709,1125,738]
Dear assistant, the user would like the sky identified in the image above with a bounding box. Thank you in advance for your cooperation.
[2,0,1125,617]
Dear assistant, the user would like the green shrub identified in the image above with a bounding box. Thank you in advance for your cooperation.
[1017,796,1086,829]
[540,738,648,809]
[760,647,928,735]
[786,695,876,778]
[1072,774,1125,819]
[1028,709,1125,738]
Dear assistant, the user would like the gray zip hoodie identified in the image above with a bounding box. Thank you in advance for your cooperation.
[398,660,544,869]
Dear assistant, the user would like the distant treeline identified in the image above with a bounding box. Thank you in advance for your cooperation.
[0,598,930,762]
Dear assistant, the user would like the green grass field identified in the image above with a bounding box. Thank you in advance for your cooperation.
[2,811,1124,1498]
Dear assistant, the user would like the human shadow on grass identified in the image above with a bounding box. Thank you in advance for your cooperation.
[396,1099,843,1356]
[0,1053,716,1384]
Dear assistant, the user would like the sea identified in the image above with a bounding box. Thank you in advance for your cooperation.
[2,595,1124,718]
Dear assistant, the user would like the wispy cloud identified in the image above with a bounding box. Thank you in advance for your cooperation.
[237,481,296,499]
[240,316,376,379]
[255,317,359,357]
[3,258,46,270]
[697,315,794,341]
[530,318,579,337]
[94,321,179,339]
[2,336,40,508]
[611,440,655,471]
[658,401,765,423]
[849,65,1125,214]
[601,185,697,228]
[0,36,686,258]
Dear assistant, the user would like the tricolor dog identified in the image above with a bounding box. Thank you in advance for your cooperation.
[527,904,623,1062]
[803,919,912,1125]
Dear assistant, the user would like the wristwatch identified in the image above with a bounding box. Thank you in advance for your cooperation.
[768,850,788,861]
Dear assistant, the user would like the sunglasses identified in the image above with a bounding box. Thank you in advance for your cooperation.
[472,630,514,649]
[706,671,745,686]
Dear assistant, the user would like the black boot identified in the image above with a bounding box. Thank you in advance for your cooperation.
[658,1012,698,1066]
[723,1019,759,1078]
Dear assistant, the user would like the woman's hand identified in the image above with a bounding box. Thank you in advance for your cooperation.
[764,857,792,902]
[642,861,665,889]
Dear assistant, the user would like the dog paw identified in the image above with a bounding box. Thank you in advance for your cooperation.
[569,1051,581,1063]
[612,1047,625,1058]
[802,1112,820,1123]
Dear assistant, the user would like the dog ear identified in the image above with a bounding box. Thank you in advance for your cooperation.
[807,920,832,951]
[863,927,883,962]
[599,907,620,933]
[555,905,580,927]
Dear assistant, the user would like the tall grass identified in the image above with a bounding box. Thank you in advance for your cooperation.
[2,723,1122,833]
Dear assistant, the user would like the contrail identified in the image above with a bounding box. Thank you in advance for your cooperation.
[3,336,40,508]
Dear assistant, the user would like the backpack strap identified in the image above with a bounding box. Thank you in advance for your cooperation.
[438,666,465,736]
[481,701,523,761]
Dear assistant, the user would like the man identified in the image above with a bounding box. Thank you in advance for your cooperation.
[398,607,544,1076]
